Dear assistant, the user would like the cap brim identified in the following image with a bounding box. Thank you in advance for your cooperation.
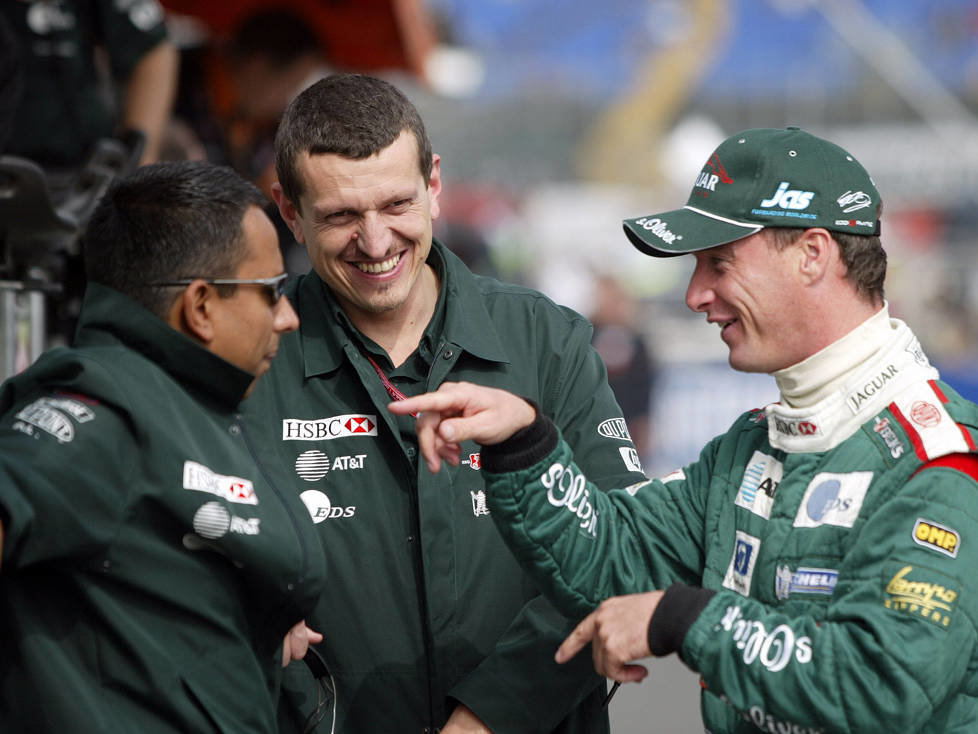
[623,206,762,257]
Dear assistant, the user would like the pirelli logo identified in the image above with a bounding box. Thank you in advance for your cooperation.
[912,518,960,558]
[282,415,378,441]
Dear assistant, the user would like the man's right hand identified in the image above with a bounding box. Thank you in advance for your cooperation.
[389,382,536,473]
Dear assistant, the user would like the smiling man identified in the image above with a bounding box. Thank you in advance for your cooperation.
[391,128,978,733]
[242,73,646,733]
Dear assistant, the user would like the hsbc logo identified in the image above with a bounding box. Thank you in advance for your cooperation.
[773,417,819,436]
[182,460,258,505]
[282,414,377,441]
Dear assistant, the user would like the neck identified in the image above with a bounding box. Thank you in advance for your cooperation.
[347,264,439,367]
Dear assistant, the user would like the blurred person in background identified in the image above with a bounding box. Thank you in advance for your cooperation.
[393,127,978,733]
[0,160,327,731]
[0,0,178,171]
[243,72,646,733]
[588,274,656,463]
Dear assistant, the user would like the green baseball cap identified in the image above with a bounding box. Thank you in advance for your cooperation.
[623,127,881,257]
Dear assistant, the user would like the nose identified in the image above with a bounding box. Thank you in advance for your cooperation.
[275,295,300,333]
[685,257,713,314]
[355,211,393,259]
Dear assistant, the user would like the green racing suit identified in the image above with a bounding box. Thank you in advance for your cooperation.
[480,318,978,733]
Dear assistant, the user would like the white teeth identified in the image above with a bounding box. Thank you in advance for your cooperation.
[356,254,401,274]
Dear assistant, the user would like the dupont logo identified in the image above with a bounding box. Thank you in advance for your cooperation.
[282,414,378,440]
[597,418,631,441]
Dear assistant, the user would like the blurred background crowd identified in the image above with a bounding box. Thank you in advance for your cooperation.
[2,1,976,730]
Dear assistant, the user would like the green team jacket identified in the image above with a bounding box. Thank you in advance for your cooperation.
[480,319,978,733]
[0,284,327,732]
[242,241,647,733]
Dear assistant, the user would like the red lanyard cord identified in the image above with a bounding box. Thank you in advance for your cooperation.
[361,350,418,417]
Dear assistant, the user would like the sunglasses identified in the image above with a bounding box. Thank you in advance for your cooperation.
[152,273,289,303]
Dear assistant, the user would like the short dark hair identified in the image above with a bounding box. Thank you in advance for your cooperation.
[766,227,886,303]
[83,161,268,318]
[274,73,433,213]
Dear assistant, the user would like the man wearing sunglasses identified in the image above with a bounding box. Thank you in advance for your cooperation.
[0,160,327,731]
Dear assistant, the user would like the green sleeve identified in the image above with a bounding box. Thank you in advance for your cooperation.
[683,465,978,733]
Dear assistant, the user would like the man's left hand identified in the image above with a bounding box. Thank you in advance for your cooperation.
[555,591,664,682]
[441,703,492,733]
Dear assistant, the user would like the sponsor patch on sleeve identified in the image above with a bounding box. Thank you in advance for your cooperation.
[912,518,960,558]
[882,562,958,628]
[722,531,760,596]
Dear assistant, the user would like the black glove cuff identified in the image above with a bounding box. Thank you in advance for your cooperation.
[647,584,716,660]
[481,399,558,473]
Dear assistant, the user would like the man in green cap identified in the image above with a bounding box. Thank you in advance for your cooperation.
[391,127,978,732]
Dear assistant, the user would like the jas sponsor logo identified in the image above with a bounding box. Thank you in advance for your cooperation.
[793,471,872,529]
[872,416,905,459]
[846,363,899,413]
[837,189,872,214]
[293,449,366,482]
[715,604,813,672]
[773,416,819,437]
[300,489,356,523]
[632,217,682,245]
[883,564,957,628]
[735,451,783,520]
[758,181,815,211]
[541,462,598,537]
[619,446,642,473]
[597,418,631,441]
[470,490,490,517]
[910,400,941,428]
[190,501,260,540]
[722,531,760,596]
[282,414,377,440]
[13,395,95,443]
[775,565,838,600]
[913,518,960,558]
[182,460,257,505]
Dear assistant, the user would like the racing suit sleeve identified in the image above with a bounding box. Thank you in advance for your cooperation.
[482,412,978,733]
[448,318,655,732]
[673,460,978,733]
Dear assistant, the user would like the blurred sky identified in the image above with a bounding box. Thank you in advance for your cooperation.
[425,0,978,101]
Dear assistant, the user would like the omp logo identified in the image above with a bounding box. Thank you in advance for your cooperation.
[715,604,812,672]
[182,461,258,505]
[282,414,377,440]
[541,462,598,537]
[633,217,682,245]
[735,451,783,519]
[837,190,872,213]
[758,181,814,210]
[846,363,899,413]
[300,489,356,523]
[793,471,872,529]
[883,564,957,627]
[913,518,960,558]
[597,418,631,441]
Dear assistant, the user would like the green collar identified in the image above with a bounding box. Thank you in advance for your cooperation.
[295,239,510,377]
[75,282,256,409]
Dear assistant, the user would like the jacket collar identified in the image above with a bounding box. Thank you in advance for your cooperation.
[75,282,255,409]
[296,239,509,377]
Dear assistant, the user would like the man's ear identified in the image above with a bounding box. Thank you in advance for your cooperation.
[167,280,215,345]
[796,228,835,286]
[272,182,305,245]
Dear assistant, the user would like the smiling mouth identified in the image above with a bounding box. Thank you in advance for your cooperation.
[355,253,401,274]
